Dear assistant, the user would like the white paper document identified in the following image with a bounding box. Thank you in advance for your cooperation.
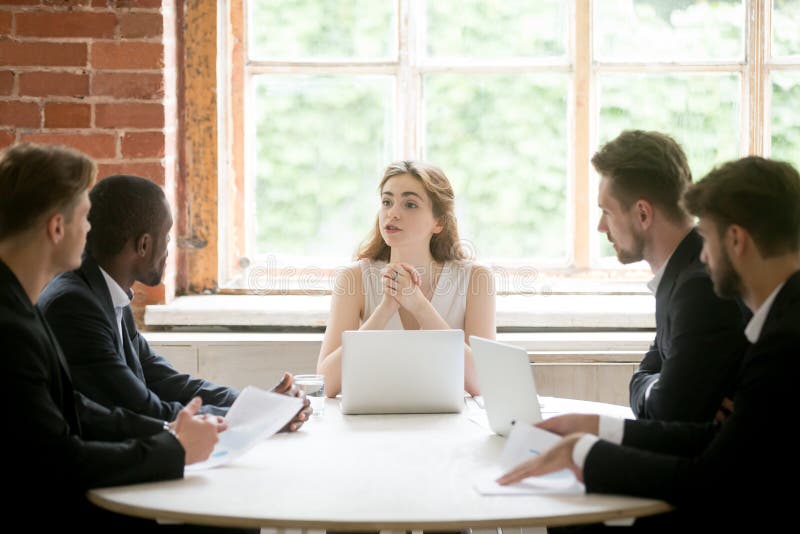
[186,386,302,471]
[475,424,585,495]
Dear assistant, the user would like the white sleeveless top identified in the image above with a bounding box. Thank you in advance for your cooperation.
[359,259,473,330]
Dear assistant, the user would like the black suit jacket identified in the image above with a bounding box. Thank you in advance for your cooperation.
[630,229,750,422]
[585,270,800,528]
[38,255,238,421]
[0,260,184,523]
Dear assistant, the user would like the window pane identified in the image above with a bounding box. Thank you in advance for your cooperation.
[425,0,566,58]
[248,0,396,59]
[771,72,800,171]
[595,73,741,259]
[594,0,744,61]
[251,75,394,258]
[773,0,800,57]
[424,74,568,259]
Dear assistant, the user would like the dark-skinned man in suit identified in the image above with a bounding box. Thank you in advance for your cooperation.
[0,143,254,532]
[39,174,312,429]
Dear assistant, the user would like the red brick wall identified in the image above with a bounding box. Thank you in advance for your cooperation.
[0,0,178,321]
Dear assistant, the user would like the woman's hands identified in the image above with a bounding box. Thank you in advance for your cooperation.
[382,262,424,313]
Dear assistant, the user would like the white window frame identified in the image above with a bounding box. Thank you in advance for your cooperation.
[216,0,800,295]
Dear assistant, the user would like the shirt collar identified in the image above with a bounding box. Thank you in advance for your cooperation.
[98,266,132,310]
[646,253,672,294]
[646,229,697,295]
[744,282,786,343]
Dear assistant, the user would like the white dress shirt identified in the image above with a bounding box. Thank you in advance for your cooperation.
[98,266,132,348]
[574,280,788,470]
[641,253,674,403]
[572,416,625,468]
[744,282,785,343]
[645,258,670,295]
[572,258,674,467]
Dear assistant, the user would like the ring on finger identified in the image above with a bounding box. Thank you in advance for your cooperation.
[392,271,398,282]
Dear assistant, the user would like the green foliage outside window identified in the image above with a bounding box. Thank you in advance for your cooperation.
[249,0,394,58]
[426,0,565,58]
[596,74,741,257]
[594,0,744,60]
[599,74,741,180]
[773,0,800,56]
[772,72,800,173]
[245,0,799,263]
[252,76,394,258]
[424,74,568,259]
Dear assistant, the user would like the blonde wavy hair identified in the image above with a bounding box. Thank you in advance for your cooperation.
[356,160,467,262]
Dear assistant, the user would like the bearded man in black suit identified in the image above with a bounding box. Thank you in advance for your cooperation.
[499,156,800,530]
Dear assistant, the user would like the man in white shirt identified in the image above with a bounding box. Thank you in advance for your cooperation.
[498,156,800,530]
[39,174,311,429]
[0,143,232,531]
[593,130,749,422]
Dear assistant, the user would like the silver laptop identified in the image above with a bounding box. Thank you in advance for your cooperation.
[470,336,542,435]
[341,329,465,414]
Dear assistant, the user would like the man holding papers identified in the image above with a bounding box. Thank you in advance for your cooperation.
[38,174,311,429]
[498,157,800,530]
[1,144,253,532]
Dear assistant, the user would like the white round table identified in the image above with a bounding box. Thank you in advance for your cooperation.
[88,397,670,530]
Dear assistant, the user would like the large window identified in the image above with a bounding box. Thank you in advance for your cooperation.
[771,0,800,171]
[215,0,800,293]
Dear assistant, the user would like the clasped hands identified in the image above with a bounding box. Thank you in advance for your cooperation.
[380,262,425,312]
[495,413,600,485]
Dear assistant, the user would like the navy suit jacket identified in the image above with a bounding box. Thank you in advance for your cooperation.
[585,270,800,528]
[1,260,184,524]
[630,229,750,422]
[38,255,238,420]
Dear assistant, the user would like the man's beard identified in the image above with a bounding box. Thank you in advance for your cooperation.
[143,263,165,287]
[612,229,645,265]
[710,247,742,299]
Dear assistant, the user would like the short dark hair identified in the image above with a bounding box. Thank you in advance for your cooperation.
[591,130,692,222]
[683,156,800,258]
[0,143,96,241]
[86,175,168,259]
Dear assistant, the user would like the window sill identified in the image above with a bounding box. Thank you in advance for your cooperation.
[145,293,655,331]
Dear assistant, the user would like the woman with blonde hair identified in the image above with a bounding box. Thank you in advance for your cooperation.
[317,160,496,397]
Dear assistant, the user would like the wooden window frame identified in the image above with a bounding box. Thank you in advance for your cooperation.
[178,0,799,295]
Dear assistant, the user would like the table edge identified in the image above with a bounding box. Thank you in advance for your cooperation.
[87,490,672,529]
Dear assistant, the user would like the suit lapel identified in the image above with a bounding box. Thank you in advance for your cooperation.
[655,228,702,305]
[40,312,73,379]
[37,307,83,434]
[755,270,800,343]
[1,261,82,434]
[739,270,800,371]
[0,262,74,383]
[120,307,145,381]
[653,228,703,351]
[80,255,127,363]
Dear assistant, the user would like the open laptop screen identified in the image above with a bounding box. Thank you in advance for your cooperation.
[470,335,542,435]
[341,329,465,414]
